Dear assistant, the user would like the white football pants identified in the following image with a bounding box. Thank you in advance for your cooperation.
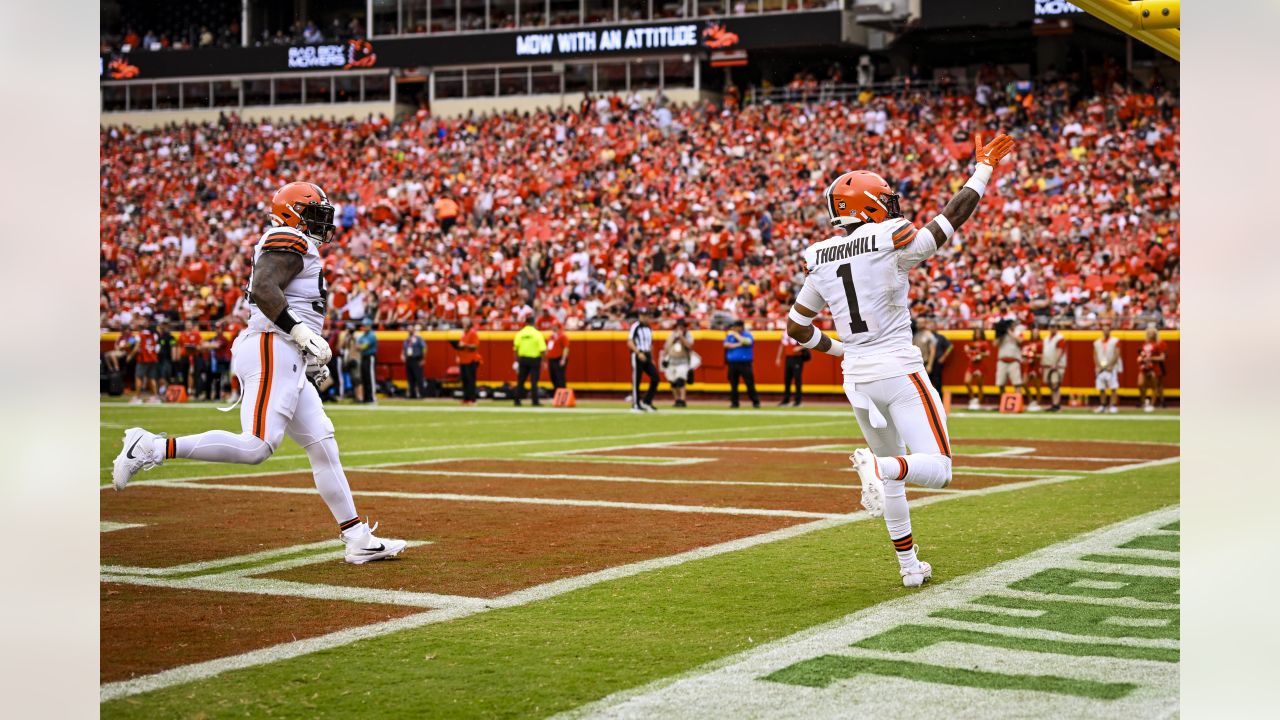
[845,371,953,569]
[165,331,358,524]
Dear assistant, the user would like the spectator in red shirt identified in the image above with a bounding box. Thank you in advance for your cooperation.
[131,320,162,404]
[545,321,570,390]
[775,324,807,406]
[456,317,481,405]
[964,323,991,410]
[178,321,204,395]
[1137,324,1169,412]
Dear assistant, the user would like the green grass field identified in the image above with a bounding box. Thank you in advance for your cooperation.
[99,399,1179,718]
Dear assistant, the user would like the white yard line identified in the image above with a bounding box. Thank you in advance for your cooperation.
[354,467,958,494]
[1092,456,1182,474]
[678,445,1157,463]
[100,470,1093,703]
[101,540,342,577]
[102,539,470,611]
[101,571,477,609]
[100,521,145,533]
[139,481,847,520]
[100,421,851,475]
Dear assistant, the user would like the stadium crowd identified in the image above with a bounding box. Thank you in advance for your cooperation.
[100,75,1179,335]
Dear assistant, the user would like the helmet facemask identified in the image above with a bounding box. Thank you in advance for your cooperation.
[828,190,903,229]
[296,201,336,243]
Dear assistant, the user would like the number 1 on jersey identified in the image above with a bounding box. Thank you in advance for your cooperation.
[836,263,869,334]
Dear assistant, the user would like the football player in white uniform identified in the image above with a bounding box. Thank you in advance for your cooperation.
[112,182,407,565]
[786,133,1015,587]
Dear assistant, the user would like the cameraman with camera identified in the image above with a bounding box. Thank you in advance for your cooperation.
[661,318,698,408]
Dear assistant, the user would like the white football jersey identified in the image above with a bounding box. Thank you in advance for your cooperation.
[246,226,328,337]
[796,217,937,382]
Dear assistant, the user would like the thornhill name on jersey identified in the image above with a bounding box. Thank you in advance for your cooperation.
[809,236,878,267]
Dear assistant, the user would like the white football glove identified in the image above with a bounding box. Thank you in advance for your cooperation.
[290,324,333,365]
[305,359,331,388]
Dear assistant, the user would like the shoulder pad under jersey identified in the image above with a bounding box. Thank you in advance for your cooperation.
[259,226,310,255]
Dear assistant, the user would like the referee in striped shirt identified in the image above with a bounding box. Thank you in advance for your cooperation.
[628,309,659,412]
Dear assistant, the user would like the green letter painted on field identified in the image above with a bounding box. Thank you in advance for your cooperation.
[1120,534,1179,552]
[763,656,1136,700]
[853,624,1178,662]
[1010,568,1178,604]
[933,595,1179,640]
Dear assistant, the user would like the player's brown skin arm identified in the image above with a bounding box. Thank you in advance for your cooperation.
[248,251,304,321]
[922,187,982,242]
[786,303,838,355]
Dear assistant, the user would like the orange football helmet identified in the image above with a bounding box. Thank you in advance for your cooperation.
[270,182,336,243]
[823,170,902,229]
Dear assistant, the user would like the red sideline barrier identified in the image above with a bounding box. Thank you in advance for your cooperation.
[103,329,1178,397]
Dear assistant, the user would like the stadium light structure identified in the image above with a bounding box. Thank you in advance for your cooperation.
[1070,0,1180,60]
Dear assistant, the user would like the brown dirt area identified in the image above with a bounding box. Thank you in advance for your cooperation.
[255,499,801,597]
[101,582,421,683]
[104,485,801,597]
[102,483,341,567]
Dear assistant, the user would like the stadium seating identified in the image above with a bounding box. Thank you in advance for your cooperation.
[99,80,1179,332]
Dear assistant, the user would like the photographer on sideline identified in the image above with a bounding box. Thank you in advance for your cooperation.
[661,318,697,408]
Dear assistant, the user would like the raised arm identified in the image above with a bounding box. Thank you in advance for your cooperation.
[921,133,1016,243]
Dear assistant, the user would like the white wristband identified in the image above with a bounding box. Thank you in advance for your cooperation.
[787,307,813,326]
[799,329,824,349]
[963,164,994,197]
[822,342,843,358]
[933,215,954,239]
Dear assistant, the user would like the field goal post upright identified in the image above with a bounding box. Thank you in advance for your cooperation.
[1069,0,1180,60]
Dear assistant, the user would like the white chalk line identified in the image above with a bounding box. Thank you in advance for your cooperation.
[351,467,961,495]
[100,469,1094,703]
[1092,456,1182,474]
[100,420,851,476]
[140,480,847,520]
[102,540,467,611]
[102,540,343,577]
[101,521,145,533]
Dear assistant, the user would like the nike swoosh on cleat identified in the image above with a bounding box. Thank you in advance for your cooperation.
[125,436,142,459]
[357,544,386,554]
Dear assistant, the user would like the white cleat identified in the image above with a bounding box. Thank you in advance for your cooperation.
[968,399,980,411]
[1093,405,1105,414]
[850,449,885,518]
[112,427,164,491]
[901,559,933,588]
[342,521,408,565]
[1109,405,1119,414]
[1144,404,1154,413]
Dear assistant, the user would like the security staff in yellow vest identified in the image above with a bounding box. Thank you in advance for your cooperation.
[512,321,547,406]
